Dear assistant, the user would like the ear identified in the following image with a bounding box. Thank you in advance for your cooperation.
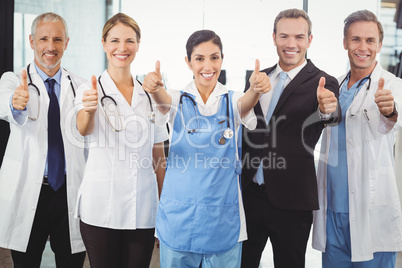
[377,41,382,53]
[272,32,277,46]
[29,35,35,50]
[343,38,347,50]
[307,34,313,48]
[185,56,192,70]
[64,37,70,50]
[102,38,106,53]
[136,40,140,53]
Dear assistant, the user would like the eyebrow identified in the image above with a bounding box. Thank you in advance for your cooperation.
[193,52,221,57]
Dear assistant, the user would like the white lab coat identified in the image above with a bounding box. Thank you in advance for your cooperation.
[312,63,402,262]
[74,70,168,230]
[0,62,87,253]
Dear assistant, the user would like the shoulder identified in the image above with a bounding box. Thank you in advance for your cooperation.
[63,69,87,86]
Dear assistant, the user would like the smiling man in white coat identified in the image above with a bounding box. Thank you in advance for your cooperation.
[0,12,87,268]
[312,10,402,267]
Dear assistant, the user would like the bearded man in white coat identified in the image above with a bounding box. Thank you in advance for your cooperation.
[312,9,402,268]
[0,12,87,268]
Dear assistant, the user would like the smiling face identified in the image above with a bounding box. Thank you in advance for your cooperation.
[273,17,312,72]
[29,20,69,76]
[186,40,223,93]
[344,21,382,76]
[102,23,139,71]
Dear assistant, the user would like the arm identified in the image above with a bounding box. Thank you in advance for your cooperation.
[76,76,98,136]
[142,61,172,114]
[152,141,166,198]
[238,59,271,118]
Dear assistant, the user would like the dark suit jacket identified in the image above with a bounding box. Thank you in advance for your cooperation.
[242,60,340,211]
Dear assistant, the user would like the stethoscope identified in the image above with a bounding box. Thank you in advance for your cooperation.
[179,92,234,145]
[339,72,372,117]
[26,63,75,120]
[98,76,155,132]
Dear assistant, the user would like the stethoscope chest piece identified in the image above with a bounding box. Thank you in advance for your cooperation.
[223,128,234,139]
[149,111,155,123]
[219,136,226,145]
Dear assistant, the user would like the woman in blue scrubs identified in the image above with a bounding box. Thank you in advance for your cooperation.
[143,30,271,268]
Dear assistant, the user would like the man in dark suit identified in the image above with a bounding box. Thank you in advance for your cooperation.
[241,8,340,268]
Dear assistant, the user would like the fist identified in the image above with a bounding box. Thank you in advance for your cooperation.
[82,75,98,113]
[249,59,271,94]
[143,61,164,94]
[374,78,395,117]
[317,77,337,114]
[12,69,29,110]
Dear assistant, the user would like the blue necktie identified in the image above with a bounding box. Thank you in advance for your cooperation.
[46,78,65,191]
[255,71,288,185]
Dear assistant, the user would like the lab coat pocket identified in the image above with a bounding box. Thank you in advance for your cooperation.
[0,158,22,201]
[363,106,381,141]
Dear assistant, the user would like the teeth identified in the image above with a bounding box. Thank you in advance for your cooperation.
[115,55,128,59]
[45,54,55,57]
[285,51,297,55]
[202,73,213,78]
[356,54,368,58]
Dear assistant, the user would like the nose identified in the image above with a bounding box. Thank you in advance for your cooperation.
[286,37,297,48]
[203,58,213,70]
[119,41,127,51]
[47,39,56,51]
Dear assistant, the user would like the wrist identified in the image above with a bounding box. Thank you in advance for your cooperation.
[384,102,398,118]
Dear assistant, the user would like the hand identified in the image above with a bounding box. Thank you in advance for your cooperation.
[12,69,30,110]
[248,59,271,94]
[317,77,337,114]
[374,78,395,117]
[143,61,165,94]
[82,75,98,113]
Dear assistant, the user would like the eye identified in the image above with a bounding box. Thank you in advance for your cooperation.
[111,39,118,43]
[195,57,203,61]
[212,56,220,60]
[54,38,63,42]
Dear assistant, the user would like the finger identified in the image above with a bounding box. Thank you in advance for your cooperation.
[377,77,385,91]
[155,61,162,78]
[91,75,97,90]
[317,77,326,93]
[253,59,260,75]
[21,69,28,91]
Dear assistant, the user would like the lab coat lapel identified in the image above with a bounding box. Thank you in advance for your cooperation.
[59,69,73,114]
[131,80,147,112]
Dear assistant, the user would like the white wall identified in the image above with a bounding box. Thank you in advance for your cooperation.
[122,0,378,91]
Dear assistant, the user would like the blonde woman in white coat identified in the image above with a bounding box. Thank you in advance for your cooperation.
[75,13,168,268]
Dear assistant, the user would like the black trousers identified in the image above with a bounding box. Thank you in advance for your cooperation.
[11,183,86,268]
[241,182,313,268]
[80,220,155,268]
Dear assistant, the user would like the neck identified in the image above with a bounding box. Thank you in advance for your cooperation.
[35,59,60,77]
[349,62,377,86]
[107,66,132,85]
[195,81,215,104]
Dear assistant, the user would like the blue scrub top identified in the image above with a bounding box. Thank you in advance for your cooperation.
[327,75,369,213]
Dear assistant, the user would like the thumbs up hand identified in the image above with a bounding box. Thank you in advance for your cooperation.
[317,77,337,114]
[374,78,396,117]
[248,59,271,94]
[12,69,30,110]
[82,75,98,113]
[143,61,165,94]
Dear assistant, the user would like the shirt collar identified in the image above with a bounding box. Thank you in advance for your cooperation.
[33,62,62,86]
[273,59,307,80]
[184,80,228,105]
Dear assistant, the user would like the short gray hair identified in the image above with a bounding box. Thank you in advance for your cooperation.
[31,12,69,40]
